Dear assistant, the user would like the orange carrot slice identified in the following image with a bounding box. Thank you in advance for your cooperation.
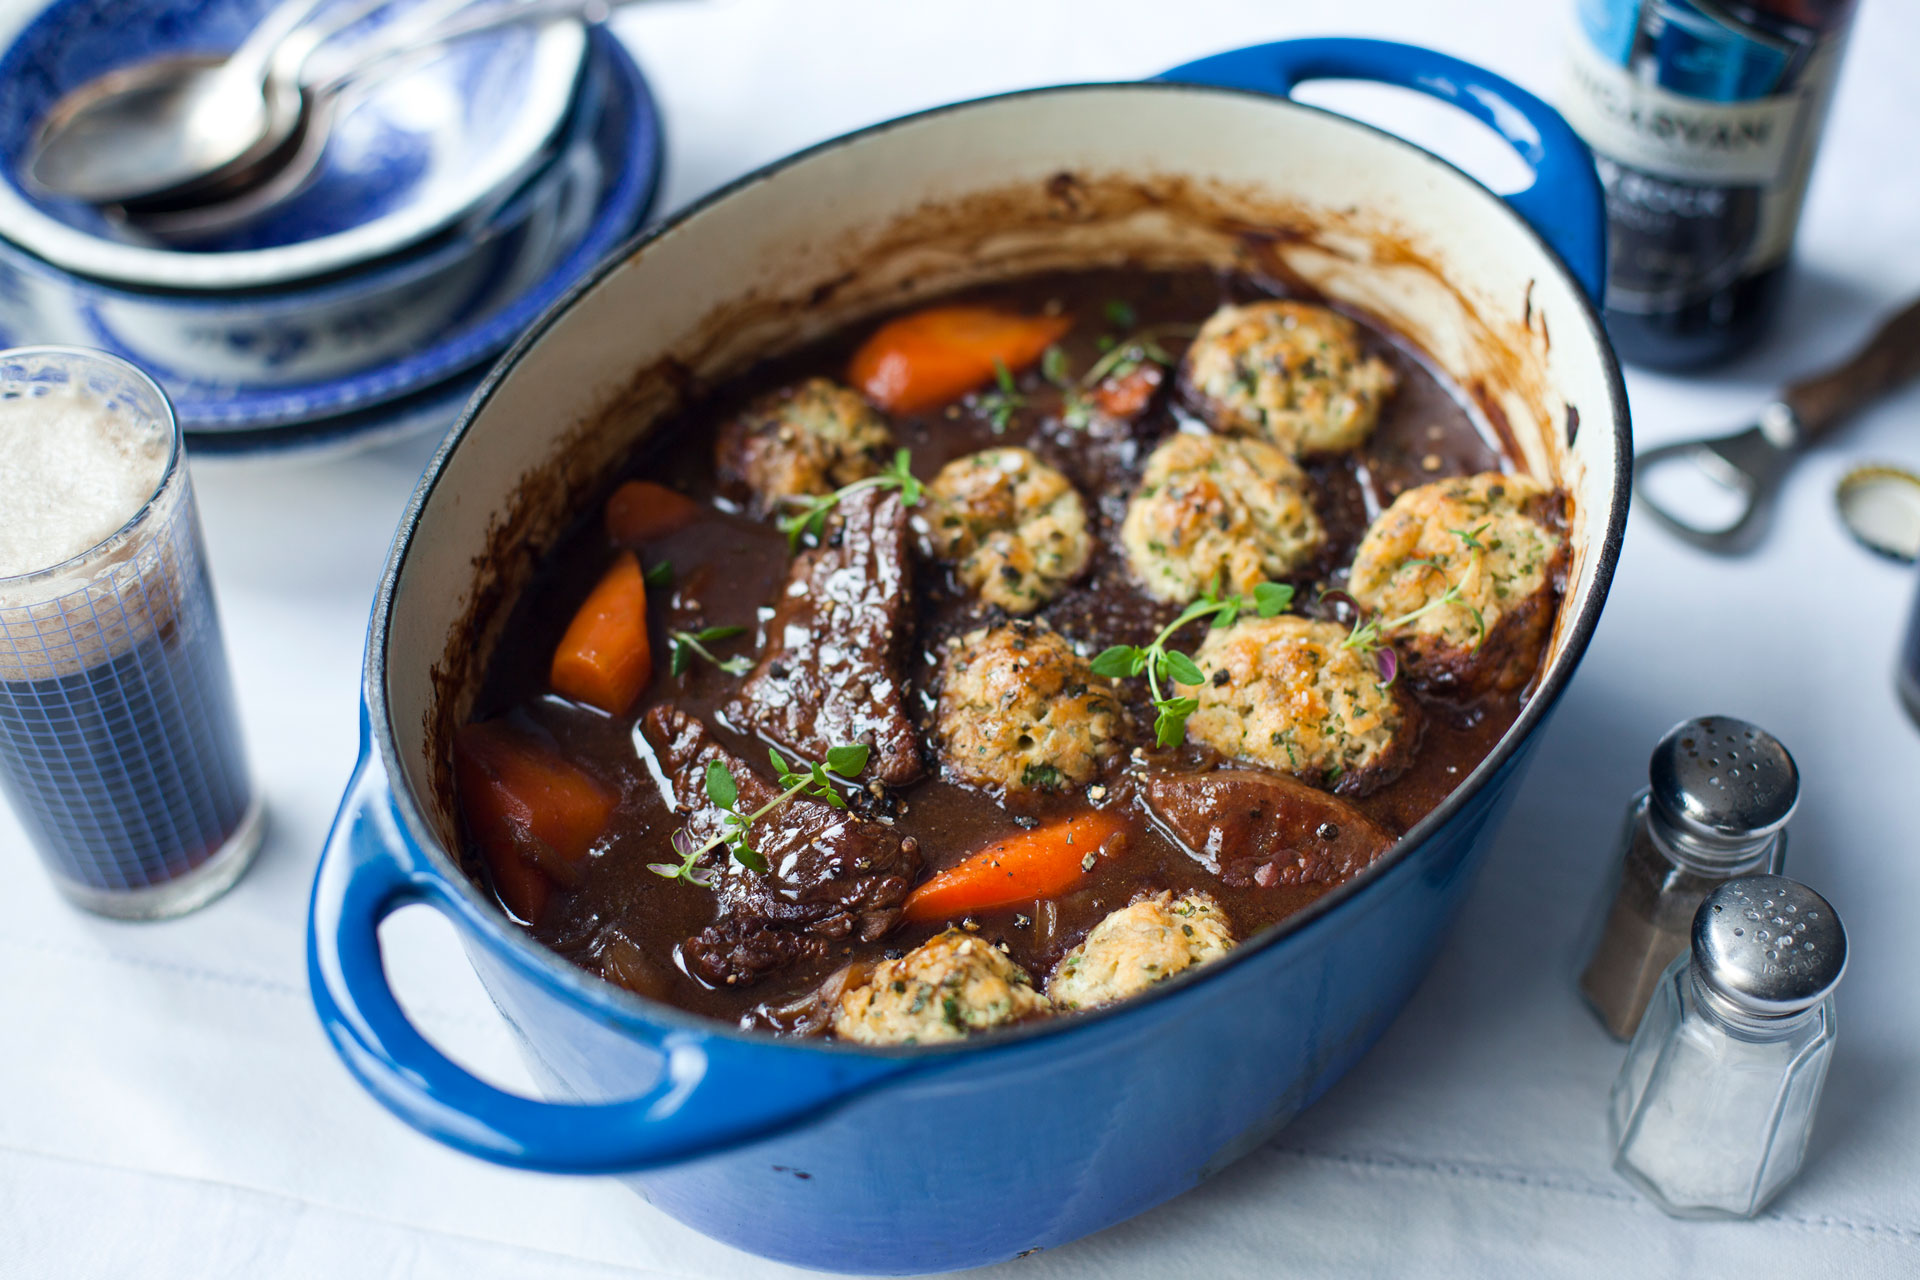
[848,305,1073,414]
[605,480,702,545]
[902,811,1128,923]
[550,551,652,715]
[454,721,616,922]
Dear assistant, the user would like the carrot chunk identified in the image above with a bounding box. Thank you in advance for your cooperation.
[454,721,616,922]
[605,480,702,544]
[848,305,1073,414]
[902,811,1128,923]
[550,551,652,715]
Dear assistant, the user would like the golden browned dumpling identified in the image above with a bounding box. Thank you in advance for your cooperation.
[921,447,1091,614]
[833,929,1051,1045]
[1181,615,1418,796]
[1120,431,1323,604]
[934,620,1124,795]
[1049,892,1235,1011]
[1183,301,1398,455]
[715,377,894,514]
[1347,472,1565,694]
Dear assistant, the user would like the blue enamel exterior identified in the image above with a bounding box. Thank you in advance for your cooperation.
[1160,39,1609,303]
[307,38,1621,1275]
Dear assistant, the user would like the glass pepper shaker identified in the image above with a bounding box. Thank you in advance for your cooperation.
[1578,716,1798,1039]
[1609,875,1846,1219]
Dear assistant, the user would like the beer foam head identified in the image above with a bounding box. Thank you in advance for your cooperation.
[0,382,171,580]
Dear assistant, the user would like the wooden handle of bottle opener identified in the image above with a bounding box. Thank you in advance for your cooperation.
[1782,296,1920,442]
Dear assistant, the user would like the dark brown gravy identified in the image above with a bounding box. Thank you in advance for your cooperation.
[465,267,1536,1031]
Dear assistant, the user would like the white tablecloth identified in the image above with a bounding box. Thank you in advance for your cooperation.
[6,1,1920,1275]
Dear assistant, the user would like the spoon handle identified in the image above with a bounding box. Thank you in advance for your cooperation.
[1782,295,1920,442]
[309,0,653,94]
[227,0,343,83]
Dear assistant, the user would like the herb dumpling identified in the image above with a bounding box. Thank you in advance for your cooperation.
[1049,892,1235,1011]
[1121,431,1323,605]
[1182,300,1397,455]
[1347,472,1566,695]
[920,447,1091,614]
[1179,615,1418,796]
[833,928,1051,1045]
[715,377,895,515]
[933,620,1123,795]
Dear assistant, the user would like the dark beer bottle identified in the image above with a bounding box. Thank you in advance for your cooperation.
[1560,1,1859,369]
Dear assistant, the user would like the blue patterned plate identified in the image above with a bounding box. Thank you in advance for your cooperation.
[0,27,661,437]
[0,0,586,289]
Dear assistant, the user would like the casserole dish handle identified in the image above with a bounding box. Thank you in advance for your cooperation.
[1159,38,1608,303]
[308,723,919,1174]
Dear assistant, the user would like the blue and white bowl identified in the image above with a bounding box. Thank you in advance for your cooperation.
[0,27,662,440]
[0,0,587,291]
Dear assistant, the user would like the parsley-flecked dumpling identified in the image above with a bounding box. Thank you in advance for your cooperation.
[1121,431,1323,604]
[921,447,1091,614]
[934,620,1123,795]
[1049,892,1235,1011]
[1183,301,1398,455]
[1348,472,1566,694]
[715,377,894,515]
[1180,614,1418,796]
[833,928,1051,1045]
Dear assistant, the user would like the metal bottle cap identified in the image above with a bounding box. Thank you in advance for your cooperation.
[1648,716,1799,857]
[1835,463,1920,562]
[1693,875,1846,1017]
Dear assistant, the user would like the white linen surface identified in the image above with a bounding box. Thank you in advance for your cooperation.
[3,1,1918,1275]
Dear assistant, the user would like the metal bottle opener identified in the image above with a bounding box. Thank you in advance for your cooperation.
[1634,295,1920,553]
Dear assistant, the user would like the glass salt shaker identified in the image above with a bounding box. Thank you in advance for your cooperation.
[1577,716,1798,1039]
[1609,875,1845,1219]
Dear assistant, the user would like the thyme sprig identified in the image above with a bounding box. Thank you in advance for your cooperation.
[648,743,872,885]
[668,625,752,677]
[974,358,1025,433]
[778,448,925,548]
[1091,580,1294,747]
[1057,322,1197,428]
[1333,526,1492,684]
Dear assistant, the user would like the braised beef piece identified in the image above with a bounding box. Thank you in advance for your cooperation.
[643,706,921,987]
[1146,768,1395,890]
[724,486,924,786]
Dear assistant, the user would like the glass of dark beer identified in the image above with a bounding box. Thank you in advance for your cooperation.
[0,347,263,917]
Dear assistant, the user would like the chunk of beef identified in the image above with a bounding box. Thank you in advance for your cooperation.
[1146,768,1395,890]
[725,486,924,786]
[642,706,922,987]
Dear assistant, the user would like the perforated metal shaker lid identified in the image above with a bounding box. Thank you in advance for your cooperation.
[1693,876,1846,1016]
[1649,716,1799,848]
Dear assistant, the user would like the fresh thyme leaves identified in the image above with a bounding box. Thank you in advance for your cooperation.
[668,625,751,677]
[974,358,1025,434]
[1040,345,1072,388]
[1053,323,1197,429]
[1336,569,1487,686]
[1090,580,1294,747]
[1449,522,1490,551]
[778,448,925,548]
[1103,299,1137,331]
[643,560,674,588]
[647,742,873,884]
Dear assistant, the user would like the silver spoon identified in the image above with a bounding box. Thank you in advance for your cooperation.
[25,0,343,205]
[124,0,639,241]
[108,0,468,220]
[1634,295,1920,553]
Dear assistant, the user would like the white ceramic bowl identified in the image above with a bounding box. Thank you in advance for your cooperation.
[0,0,586,290]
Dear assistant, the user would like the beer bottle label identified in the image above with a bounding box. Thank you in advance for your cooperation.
[1558,0,1850,316]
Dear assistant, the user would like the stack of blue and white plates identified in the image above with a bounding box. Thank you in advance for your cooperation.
[0,0,662,456]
